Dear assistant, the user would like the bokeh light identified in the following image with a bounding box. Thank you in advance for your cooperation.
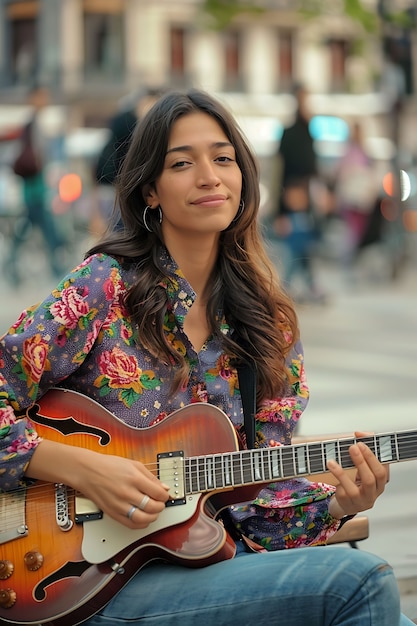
[382,171,395,197]
[58,173,82,203]
[400,169,411,202]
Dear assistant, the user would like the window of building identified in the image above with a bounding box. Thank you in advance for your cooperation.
[224,30,242,91]
[328,39,348,92]
[170,26,186,86]
[6,1,39,85]
[278,29,294,91]
[83,0,125,81]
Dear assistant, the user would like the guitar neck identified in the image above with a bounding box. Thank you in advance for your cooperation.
[184,430,417,496]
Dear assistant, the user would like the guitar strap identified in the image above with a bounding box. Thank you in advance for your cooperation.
[236,360,257,450]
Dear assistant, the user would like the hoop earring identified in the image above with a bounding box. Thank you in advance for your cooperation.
[143,205,162,232]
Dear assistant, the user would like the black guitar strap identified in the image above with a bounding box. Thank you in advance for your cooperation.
[236,360,257,450]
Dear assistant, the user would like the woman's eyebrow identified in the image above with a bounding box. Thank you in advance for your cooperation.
[166,141,233,155]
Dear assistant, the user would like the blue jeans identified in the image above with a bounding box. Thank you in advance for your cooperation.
[84,542,413,625]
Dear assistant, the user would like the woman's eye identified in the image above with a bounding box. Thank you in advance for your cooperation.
[172,160,188,168]
[216,156,234,163]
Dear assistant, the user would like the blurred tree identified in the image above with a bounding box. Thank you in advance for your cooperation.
[201,0,264,29]
[202,0,412,33]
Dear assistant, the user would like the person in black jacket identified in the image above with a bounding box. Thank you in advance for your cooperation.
[91,103,138,236]
[272,84,324,302]
[91,88,164,237]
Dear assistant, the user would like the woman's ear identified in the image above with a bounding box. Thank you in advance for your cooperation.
[143,184,158,207]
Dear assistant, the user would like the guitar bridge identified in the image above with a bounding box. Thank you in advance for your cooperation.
[157,451,186,507]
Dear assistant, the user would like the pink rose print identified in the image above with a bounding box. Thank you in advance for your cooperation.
[49,286,90,329]
[103,268,124,301]
[97,347,139,388]
[10,309,29,331]
[82,319,103,353]
[21,334,50,386]
[0,405,16,428]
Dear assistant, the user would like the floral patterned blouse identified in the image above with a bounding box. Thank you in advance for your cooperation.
[0,250,340,550]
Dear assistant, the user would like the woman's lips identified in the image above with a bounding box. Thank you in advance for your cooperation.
[191,194,227,207]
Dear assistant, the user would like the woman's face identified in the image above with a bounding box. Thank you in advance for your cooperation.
[146,112,242,243]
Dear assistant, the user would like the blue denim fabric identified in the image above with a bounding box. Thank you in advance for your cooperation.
[83,543,413,625]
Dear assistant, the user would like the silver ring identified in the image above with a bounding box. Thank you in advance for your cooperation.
[127,505,137,520]
[138,494,150,511]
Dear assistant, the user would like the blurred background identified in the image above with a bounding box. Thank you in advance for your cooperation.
[0,0,416,290]
[0,0,416,617]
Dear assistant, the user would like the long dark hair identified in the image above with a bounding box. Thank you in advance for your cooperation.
[87,89,298,402]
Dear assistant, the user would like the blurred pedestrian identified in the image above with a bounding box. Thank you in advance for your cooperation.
[6,84,66,284]
[334,120,378,277]
[91,88,162,237]
[380,45,406,151]
[271,84,324,302]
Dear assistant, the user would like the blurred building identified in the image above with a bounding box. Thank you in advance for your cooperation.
[0,1,415,127]
[0,1,416,270]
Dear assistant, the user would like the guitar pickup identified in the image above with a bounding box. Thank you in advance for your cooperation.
[75,494,103,523]
[157,451,186,507]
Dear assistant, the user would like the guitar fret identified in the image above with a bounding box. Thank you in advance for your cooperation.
[324,441,337,465]
[378,435,394,462]
[270,448,281,479]
[198,457,206,491]
[394,434,400,462]
[242,451,252,484]
[398,431,417,460]
[205,457,214,489]
[214,455,224,489]
[337,440,342,466]
[184,458,190,494]
[232,453,243,485]
[361,435,376,456]
[223,454,233,486]
[189,458,197,493]
[308,443,324,473]
[295,445,307,474]
[263,449,272,481]
[252,451,263,481]
[281,446,295,478]
[339,439,354,470]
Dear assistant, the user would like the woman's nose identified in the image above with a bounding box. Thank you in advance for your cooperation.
[197,160,221,187]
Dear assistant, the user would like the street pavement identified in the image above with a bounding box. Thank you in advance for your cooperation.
[0,240,416,621]
[296,255,417,622]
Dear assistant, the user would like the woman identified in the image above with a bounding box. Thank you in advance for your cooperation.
[0,89,411,625]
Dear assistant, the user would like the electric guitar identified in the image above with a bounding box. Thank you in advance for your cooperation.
[0,388,416,625]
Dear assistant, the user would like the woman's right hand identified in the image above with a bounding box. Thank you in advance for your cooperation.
[26,440,171,528]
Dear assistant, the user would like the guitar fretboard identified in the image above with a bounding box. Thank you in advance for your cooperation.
[184,430,417,495]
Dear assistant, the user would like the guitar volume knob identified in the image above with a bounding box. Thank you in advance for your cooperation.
[24,551,44,571]
[0,561,14,580]
[0,588,17,609]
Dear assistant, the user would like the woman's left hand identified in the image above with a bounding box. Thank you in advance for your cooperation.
[327,431,390,519]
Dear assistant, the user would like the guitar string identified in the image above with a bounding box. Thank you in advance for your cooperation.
[2,456,417,526]
[3,434,416,509]
[5,432,417,497]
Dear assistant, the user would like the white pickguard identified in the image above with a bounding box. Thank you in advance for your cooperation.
[81,495,200,564]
